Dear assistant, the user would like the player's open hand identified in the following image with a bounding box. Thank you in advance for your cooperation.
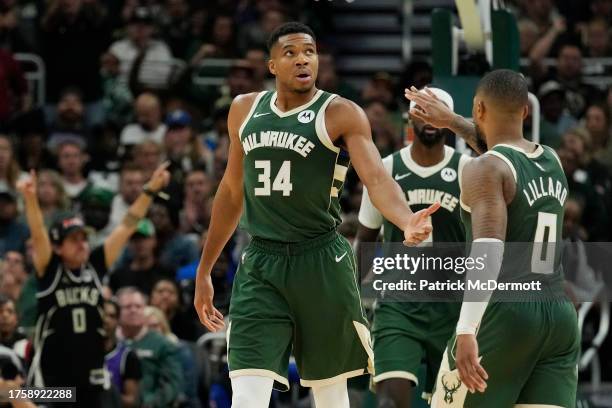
[194,274,225,332]
[147,161,171,192]
[455,334,488,393]
[404,86,455,129]
[402,202,440,246]
[16,170,37,199]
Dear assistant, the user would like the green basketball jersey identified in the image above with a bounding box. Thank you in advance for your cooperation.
[238,89,349,242]
[382,145,468,243]
[460,143,569,287]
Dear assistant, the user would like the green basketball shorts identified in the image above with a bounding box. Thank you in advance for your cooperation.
[228,230,373,391]
[372,301,460,397]
[431,300,580,408]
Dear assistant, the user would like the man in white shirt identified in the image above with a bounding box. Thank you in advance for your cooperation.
[119,92,167,149]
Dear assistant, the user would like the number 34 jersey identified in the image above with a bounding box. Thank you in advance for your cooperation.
[461,144,569,292]
[239,90,348,242]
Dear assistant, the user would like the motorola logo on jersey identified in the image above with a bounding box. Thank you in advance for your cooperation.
[441,167,457,182]
[297,110,315,123]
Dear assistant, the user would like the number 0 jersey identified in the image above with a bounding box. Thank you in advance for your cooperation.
[461,144,569,291]
[239,90,348,242]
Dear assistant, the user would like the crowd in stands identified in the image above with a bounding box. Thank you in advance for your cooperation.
[0,0,610,406]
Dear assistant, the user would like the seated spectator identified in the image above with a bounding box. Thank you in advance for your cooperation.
[13,109,53,171]
[0,295,31,369]
[144,305,200,408]
[109,7,173,91]
[133,141,164,180]
[0,251,27,296]
[0,48,28,126]
[180,169,213,235]
[159,0,192,59]
[0,189,28,257]
[361,72,403,133]
[34,170,70,227]
[116,287,183,408]
[245,47,274,91]
[100,51,134,128]
[109,219,175,295]
[200,105,229,176]
[584,103,612,173]
[0,0,38,53]
[238,8,286,54]
[213,60,256,111]
[149,278,202,342]
[518,19,539,56]
[584,18,611,58]
[538,81,577,149]
[0,135,25,191]
[364,100,399,157]
[46,88,88,140]
[120,92,167,151]
[188,13,238,62]
[164,110,207,186]
[103,299,141,408]
[53,137,98,208]
[149,201,199,270]
[317,52,360,102]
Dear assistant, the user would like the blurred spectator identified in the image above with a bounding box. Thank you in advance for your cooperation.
[100,51,134,128]
[120,92,167,150]
[584,103,612,173]
[245,46,272,91]
[159,0,191,59]
[317,52,360,102]
[0,0,38,52]
[0,134,24,191]
[518,19,539,56]
[109,219,175,295]
[364,100,399,157]
[34,169,69,227]
[201,105,229,175]
[13,109,52,171]
[87,124,122,193]
[527,16,566,61]
[213,60,256,110]
[40,0,110,104]
[238,7,286,54]
[109,7,173,91]
[399,60,433,93]
[54,138,94,205]
[80,187,114,244]
[149,201,199,270]
[164,110,206,185]
[103,299,141,408]
[538,81,577,149]
[144,305,200,408]
[116,287,183,408]
[0,188,28,257]
[0,295,30,369]
[180,169,213,235]
[532,43,602,118]
[521,0,560,34]
[190,14,238,62]
[46,87,88,139]
[149,278,202,342]
[0,48,28,126]
[584,18,611,58]
[590,0,612,21]
[133,141,163,180]
[105,165,144,234]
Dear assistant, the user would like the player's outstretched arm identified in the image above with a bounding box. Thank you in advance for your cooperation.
[328,98,439,245]
[194,93,255,332]
[454,155,513,394]
[404,86,487,154]
[17,171,51,277]
[104,162,171,268]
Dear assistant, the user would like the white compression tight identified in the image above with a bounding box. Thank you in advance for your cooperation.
[231,376,350,408]
[311,379,350,408]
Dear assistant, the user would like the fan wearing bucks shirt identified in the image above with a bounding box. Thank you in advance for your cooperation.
[193,22,440,408]
[357,88,470,408]
[407,70,579,408]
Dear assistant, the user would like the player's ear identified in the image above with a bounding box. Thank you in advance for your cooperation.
[268,57,276,76]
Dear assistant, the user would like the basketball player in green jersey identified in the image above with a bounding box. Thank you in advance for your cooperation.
[406,70,579,407]
[193,22,439,408]
[357,88,470,408]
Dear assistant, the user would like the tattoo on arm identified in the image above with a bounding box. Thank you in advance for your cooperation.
[451,115,487,154]
[122,212,141,228]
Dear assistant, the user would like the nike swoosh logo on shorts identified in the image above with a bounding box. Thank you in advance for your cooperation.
[394,172,411,181]
[335,252,347,262]
[253,112,270,118]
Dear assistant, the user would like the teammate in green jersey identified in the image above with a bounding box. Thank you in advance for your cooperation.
[193,22,440,408]
[357,88,470,408]
[406,70,579,408]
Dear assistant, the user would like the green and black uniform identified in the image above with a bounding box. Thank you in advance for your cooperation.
[359,145,468,396]
[229,89,372,390]
[431,144,580,408]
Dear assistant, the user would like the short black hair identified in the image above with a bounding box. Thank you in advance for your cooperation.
[476,69,528,112]
[267,22,316,52]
